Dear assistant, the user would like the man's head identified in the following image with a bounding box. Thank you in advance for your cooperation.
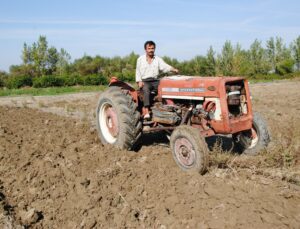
[144,40,156,58]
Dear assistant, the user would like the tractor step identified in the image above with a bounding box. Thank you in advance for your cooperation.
[143,120,154,125]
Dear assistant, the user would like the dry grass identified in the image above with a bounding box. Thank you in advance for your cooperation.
[209,138,234,169]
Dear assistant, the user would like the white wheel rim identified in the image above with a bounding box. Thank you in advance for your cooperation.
[174,137,196,167]
[248,128,258,149]
[99,102,118,144]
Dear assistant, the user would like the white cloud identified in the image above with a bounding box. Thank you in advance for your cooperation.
[0,18,262,30]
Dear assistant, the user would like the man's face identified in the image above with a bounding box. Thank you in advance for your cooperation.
[145,44,155,58]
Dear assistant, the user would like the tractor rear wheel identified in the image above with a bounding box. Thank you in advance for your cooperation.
[170,125,209,174]
[96,87,142,150]
[233,112,270,155]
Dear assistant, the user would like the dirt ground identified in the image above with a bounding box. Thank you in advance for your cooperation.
[0,80,300,228]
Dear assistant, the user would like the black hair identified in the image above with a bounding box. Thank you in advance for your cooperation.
[144,40,156,49]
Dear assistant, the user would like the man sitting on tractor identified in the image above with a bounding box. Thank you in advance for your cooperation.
[136,40,179,119]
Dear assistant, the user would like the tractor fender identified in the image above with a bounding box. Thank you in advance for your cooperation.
[109,77,139,103]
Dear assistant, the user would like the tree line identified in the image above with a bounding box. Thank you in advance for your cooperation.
[0,35,300,89]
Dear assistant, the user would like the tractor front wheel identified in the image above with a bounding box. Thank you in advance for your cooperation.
[233,112,270,155]
[170,125,209,174]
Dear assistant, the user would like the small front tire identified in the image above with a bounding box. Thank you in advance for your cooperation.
[170,125,209,174]
[233,112,270,155]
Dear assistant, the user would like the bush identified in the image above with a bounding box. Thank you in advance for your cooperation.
[111,72,135,82]
[5,75,33,89]
[276,59,295,75]
[120,69,135,82]
[32,74,108,87]
[60,75,81,86]
[33,75,64,88]
[81,74,108,85]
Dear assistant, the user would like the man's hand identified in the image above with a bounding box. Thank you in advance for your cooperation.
[138,81,144,88]
[172,68,179,74]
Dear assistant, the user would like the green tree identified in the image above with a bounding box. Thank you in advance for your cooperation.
[276,38,293,74]
[0,70,8,87]
[266,36,293,74]
[20,35,67,76]
[72,55,95,75]
[11,35,300,86]
[162,56,180,71]
[249,39,270,75]
[56,48,71,76]
[31,36,48,75]
[110,56,122,73]
[22,43,32,65]
[46,47,59,75]
[178,60,194,75]
[205,46,216,76]
[232,43,250,76]
[9,64,35,77]
[292,36,300,71]
[124,52,139,68]
[219,41,234,75]
[266,37,276,71]
[120,52,139,81]
[189,55,206,75]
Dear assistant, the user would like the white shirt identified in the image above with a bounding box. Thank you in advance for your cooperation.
[135,54,173,82]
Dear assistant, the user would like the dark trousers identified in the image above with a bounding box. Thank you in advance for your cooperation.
[142,80,159,107]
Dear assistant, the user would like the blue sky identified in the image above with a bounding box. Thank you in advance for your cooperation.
[0,0,299,71]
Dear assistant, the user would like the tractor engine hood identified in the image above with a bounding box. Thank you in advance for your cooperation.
[158,75,245,100]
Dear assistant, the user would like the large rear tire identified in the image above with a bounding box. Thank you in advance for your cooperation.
[170,125,209,174]
[233,112,270,155]
[96,87,142,150]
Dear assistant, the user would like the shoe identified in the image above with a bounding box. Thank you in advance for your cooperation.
[144,113,150,120]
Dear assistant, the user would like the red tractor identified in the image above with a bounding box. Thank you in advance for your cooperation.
[96,75,270,174]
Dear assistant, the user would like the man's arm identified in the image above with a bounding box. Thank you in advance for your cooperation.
[158,57,179,74]
[135,58,142,82]
[135,58,144,88]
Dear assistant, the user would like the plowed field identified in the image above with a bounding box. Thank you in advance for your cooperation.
[0,80,299,228]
